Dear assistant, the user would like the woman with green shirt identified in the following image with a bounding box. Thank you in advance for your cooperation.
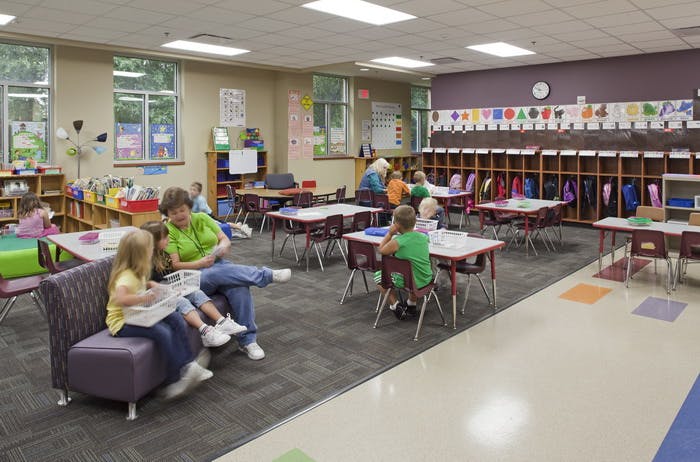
[160,187,291,361]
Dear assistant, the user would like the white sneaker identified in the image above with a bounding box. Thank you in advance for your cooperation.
[195,348,211,369]
[239,342,265,360]
[162,362,204,400]
[188,361,214,381]
[272,269,291,283]
[240,224,252,238]
[201,326,231,347]
[216,315,247,336]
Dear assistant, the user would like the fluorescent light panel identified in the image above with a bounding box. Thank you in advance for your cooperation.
[162,40,250,56]
[114,70,145,78]
[466,42,535,57]
[0,14,16,25]
[370,57,434,68]
[302,0,415,26]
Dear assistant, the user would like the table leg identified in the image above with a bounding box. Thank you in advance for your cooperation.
[611,231,617,267]
[524,214,530,257]
[270,216,277,260]
[305,223,311,272]
[598,229,605,272]
[451,260,457,329]
[489,250,497,308]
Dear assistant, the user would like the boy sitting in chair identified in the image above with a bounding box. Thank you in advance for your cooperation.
[374,205,432,319]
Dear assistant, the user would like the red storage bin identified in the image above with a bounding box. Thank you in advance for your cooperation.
[119,198,159,213]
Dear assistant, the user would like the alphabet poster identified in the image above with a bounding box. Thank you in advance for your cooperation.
[371,102,402,149]
[220,88,246,127]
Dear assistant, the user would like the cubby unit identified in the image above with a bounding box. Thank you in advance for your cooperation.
[0,173,66,227]
[64,195,161,232]
[662,173,700,224]
[207,150,268,219]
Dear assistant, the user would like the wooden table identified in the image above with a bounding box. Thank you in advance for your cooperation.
[46,226,136,262]
[237,186,338,202]
[266,204,383,272]
[343,229,505,329]
[592,217,700,272]
[475,198,565,256]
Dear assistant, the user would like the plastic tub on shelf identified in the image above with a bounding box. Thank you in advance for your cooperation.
[71,187,84,200]
[119,198,159,213]
[83,190,97,204]
[105,195,120,209]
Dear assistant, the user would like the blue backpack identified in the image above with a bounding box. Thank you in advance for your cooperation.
[524,176,539,199]
[622,181,640,211]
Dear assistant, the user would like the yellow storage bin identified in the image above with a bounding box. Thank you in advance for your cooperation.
[105,195,120,209]
[84,190,97,204]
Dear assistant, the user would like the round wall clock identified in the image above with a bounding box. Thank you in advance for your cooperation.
[532,81,550,100]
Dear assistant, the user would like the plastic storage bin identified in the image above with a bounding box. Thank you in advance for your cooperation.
[122,285,178,327]
[71,186,84,200]
[163,270,201,297]
[217,199,231,217]
[119,198,159,213]
[83,190,97,204]
[105,195,120,209]
[667,198,694,208]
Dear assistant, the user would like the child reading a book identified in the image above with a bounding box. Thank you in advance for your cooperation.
[386,171,410,208]
[16,192,59,238]
[374,205,433,320]
[106,229,211,399]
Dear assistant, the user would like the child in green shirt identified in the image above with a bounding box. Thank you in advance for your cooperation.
[374,205,432,319]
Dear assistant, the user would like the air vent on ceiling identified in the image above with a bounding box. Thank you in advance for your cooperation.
[672,26,700,37]
[430,57,461,65]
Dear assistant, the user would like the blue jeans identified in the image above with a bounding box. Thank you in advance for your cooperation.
[176,290,211,316]
[198,260,273,346]
[117,312,192,385]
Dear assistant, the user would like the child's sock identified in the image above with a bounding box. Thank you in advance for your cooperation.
[406,300,416,307]
[389,302,398,311]
[199,325,210,334]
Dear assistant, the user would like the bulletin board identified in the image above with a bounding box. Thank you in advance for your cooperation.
[371,102,402,149]
[228,149,257,174]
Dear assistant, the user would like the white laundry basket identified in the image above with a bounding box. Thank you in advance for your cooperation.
[162,270,201,297]
[122,285,178,327]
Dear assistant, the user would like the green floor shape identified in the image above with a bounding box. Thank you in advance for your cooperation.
[273,448,316,462]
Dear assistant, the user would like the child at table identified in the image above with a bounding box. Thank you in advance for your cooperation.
[106,229,211,399]
[374,205,433,319]
[141,221,247,348]
[410,171,431,199]
[190,181,251,239]
[16,192,59,238]
[386,171,410,208]
[418,197,445,229]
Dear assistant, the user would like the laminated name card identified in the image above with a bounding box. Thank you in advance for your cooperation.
[561,150,577,156]
[670,151,690,159]
[542,150,557,156]
[448,148,460,154]
[643,151,664,158]
[522,123,534,130]
[499,124,510,130]
[599,151,617,157]
[491,148,505,154]
[602,122,616,129]
[687,121,700,129]
[521,149,536,156]
[475,125,486,131]
[546,123,558,130]
[435,148,447,153]
[535,123,545,130]
[618,122,632,129]
[620,151,639,158]
[463,148,475,154]
[586,123,600,130]
[668,121,683,129]
[579,150,596,157]
[476,148,489,154]
[506,149,521,155]
[421,147,433,153]
[572,123,585,130]
[487,124,498,130]
[650,122,664,129]
[634,122,648,129]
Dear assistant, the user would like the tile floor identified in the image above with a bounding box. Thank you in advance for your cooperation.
[217,255,700,462]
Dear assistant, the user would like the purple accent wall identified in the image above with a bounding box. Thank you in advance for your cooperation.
[432,49,700,109]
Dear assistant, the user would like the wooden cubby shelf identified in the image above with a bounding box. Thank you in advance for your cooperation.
[63,195,162,232]
[0,173,66,227]
[354,154,422,189]
[206,150,268,219]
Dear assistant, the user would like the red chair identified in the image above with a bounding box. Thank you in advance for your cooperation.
[241,193,272,233]
[508,207,550,255]
[340,240,381,309]
[410,195,423,214]
[372,193,392,226]
[446,195,472,229]
[279,212,304,262]
[674,230,700,289]
[547,203,563,247]
[374,255,446,341]
[292,191,313,208]
[335,185,346,204]
[302,214,346,271]
[224,184,239,222]
[301,180,317,188]
[38,239,85,274]
[355,189,374,207]
[0,273,43,324]
[625,229,673,294]
[433,233,491,314]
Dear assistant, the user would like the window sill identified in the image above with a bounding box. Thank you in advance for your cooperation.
[113,161,185,167]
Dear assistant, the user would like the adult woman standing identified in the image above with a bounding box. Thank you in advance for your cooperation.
[160,187,291,361]
[359,158,389,194]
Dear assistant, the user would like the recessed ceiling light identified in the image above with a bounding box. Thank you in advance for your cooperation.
[466,42,535,57]
[113,70,145,78]
[370,57,434,68]
[0,14,16,26]
[162,40,250,56]
[302,0,415,26]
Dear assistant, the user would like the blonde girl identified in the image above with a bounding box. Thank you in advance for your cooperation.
[16,192,59,238]
[106,229,210,399]
[141,221,247,348]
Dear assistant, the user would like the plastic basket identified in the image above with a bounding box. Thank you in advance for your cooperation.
[162,270,201,297]
[428,229,468,248]
[99,231,125,252]
[84,190,97,204]
[119,198,159,213]
[415,218,438,233]
[122,285,178,327]
[105,195,120,209]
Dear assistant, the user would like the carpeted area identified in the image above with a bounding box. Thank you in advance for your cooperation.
[0,219,611,461]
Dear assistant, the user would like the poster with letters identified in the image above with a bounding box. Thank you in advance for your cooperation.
[371,102,402,149]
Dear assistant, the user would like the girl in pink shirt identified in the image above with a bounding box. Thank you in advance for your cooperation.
[16,192,59,238]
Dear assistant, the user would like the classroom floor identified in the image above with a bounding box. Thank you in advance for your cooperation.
[217,254,700,462]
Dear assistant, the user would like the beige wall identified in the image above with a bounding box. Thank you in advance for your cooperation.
[50,43,417,196]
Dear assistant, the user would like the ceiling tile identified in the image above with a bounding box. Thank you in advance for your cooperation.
[313,17,376,33]
[479,0,554,16]
[515,9,576,26]
[659,15,700,29]
[187,7,255,25]
[575,37,624,48]
[636,43,692,53]
[462,19,521,34]
[46,0,118,15]
[104,6,176,24]
[346,27,405,40]
[384,33,437,46]
[602,21,665,35]
[564,0,638,19]
[646,2,700,20]
[86,17,149,33]
[125,0,202,15]
[0,1,33,16]
[630,0,698,8]
[630,37,690,49]
[542,0,599,6]
[235,16,297,32]
[585,10,650,28]
[618,30,682,42]
[392,0,469,16]
[385,18,444,33]
[265,7,333,25]
[533,20,596,34]
[215,0,292,14]
[24,6,97,24]
[427,8,497,26]
[277,27,335,40]
[555,28,611,42]
[4,18,77,34]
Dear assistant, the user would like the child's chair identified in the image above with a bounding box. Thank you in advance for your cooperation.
[0,273,44,324]
[340,239,381,309]
[374,255,446,341]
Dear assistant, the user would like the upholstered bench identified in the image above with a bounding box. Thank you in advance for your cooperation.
[40,257,231,420]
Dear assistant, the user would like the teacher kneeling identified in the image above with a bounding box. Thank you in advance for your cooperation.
[160,186,291,360]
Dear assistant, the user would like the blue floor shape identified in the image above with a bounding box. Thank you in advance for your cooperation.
[654,374,700,462]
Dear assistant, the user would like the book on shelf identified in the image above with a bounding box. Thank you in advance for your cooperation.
[212,127,231,151]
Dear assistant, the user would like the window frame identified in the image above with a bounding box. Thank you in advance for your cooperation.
[113,54,182,166]
[410,86,431,153]
[0,40,52,165]
[313,73,348,157]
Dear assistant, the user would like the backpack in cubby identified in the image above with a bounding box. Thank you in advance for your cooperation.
[524,176,539,199]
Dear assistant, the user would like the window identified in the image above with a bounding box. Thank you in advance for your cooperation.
[313,74,347,156]
[113,56,178,163]
[410,86,430,152]
[0,42,51,164]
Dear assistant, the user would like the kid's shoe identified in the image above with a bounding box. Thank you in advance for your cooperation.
[201,326,231,347]
[391,302,407,320]
[239,342,265,360]
[216,314,247,336]
[272,269,292,283]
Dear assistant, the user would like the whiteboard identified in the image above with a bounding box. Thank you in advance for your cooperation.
[228,149,257,174]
